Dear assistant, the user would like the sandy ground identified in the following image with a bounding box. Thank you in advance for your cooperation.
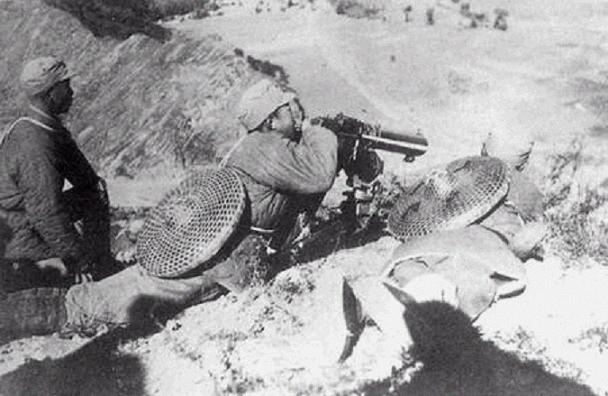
[2,242,608,395]
[478,256,608,394]
[2,0,608,395]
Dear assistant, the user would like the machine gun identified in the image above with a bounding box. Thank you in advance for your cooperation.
[312,113,428,163]
[290,114,429,255]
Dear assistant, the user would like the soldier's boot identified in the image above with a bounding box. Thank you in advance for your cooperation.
[0,288,68,344]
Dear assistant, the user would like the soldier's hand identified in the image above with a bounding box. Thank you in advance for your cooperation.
[73,270,94,284]
[35,257,69,277]
[72,257,95,284]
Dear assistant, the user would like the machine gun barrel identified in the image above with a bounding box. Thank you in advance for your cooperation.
[313,113,428,161]
[355,130,428,158]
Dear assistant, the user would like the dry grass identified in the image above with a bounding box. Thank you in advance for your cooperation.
[570,324,608,354]
[233,49,290,85]
[543,138,608,266]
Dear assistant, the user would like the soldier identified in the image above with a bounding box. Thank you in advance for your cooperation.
[1,79,375,339]
[0,56,111,293]
[338,140,546,361]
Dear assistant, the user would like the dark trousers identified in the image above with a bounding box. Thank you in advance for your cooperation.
[1,185,111,293]
[63,185,112,273]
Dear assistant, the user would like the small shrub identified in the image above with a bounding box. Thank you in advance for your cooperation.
[332,0,382,19]
[246,55,289,85]
[543,139,608,265]
[545,188,608,265]
[494,15,507,31]
[403,5,412,22]
[493,9,509,31]
[569,324,608,353]
[272,268,315,302]
[469,12,487,28]
[192,8,210,19]
[426,7,435,25]
[217,339,265,394]
[460,3,471,16]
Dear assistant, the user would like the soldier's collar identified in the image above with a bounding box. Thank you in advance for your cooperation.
[27,105,62,131]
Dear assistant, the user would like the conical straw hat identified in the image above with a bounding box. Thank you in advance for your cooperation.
[137,167,246,278]
[388,156,509,241]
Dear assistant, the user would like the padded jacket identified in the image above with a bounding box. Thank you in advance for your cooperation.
[225,121,338,238]
[0,107,100,262]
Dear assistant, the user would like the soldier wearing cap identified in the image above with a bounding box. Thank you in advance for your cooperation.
[0,56,111,292]
[1,78,348,338]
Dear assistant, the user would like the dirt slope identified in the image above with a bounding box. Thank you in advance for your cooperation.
[0,0,260,184]
[1,242,605,395]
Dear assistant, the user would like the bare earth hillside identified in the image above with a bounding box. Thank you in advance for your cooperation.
[0,0,261,188]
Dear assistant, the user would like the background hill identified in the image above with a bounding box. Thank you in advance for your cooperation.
[0,0,262,183]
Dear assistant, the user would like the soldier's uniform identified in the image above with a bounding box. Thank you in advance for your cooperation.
[0,79,340,336]
[0,57,110,293]
[63,116,338,327]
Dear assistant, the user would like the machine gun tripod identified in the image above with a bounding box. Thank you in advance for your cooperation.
[289,114,430,255]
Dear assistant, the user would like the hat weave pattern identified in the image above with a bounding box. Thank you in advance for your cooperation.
[388,156,509,241]
[136,167,246,278]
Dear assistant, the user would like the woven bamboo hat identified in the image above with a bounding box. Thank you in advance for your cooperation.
[136,167,246,278]
[388,156,509,241]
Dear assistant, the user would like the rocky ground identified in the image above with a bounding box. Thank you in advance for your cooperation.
[1,0,608,395]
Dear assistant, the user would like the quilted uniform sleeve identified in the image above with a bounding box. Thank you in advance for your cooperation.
[230,123,339,195]
[16,129,82,261]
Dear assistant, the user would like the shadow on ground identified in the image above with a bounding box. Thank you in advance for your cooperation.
[359,301,596,396]
[0,323,158,395]
[296,215,388,264]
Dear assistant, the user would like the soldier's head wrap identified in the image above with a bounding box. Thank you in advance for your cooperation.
[237,79,297,132]
[20,56,74,97]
